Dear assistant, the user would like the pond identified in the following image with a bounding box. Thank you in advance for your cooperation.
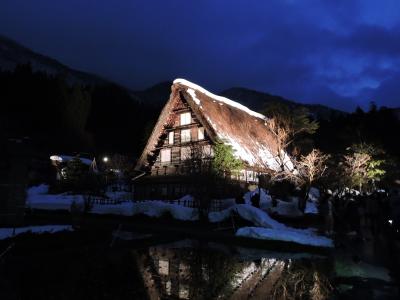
[0,231,398,299]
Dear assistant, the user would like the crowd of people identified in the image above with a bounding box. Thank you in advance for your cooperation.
[320,188,400,240]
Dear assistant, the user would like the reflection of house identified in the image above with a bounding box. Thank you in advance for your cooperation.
[134,79,291,199]
[134,246,193,300]
[133,242,285,300]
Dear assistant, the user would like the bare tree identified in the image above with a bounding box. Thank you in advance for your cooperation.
[264,117,291,172]
[263,103,319,172]
[269,149,329,211]
[343,152,371,192]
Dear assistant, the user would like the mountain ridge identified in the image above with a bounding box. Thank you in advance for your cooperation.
[0,34,348,118]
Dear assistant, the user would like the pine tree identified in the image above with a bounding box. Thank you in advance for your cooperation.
[211,142,243,176]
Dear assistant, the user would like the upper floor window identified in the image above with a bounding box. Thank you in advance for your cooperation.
[160,148,171,163]
[198,127,204,140]
[181,129,191,143]
[158,259,169,275]
[180,112,191,125]
[168,131,174,145]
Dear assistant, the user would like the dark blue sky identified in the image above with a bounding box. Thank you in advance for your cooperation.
[1,0,400,111]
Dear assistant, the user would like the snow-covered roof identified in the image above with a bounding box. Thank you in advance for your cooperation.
[136,79,292,171]
[50,155,93,166]
[173,79,266,120]
[175,79,292,170]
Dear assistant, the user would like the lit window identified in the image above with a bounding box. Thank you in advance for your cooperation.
[160,149,171,163]
[180,112,191,125]
[168,131,174,144]
[202,145,213,158]
[198,127,204,140]
[181,147,191,160]
[179,284,190,299]
[181,129,191,143]
[166,280,172,295]
[158,259,169,275]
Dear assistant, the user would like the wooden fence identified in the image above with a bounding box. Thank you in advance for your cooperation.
[86,193,229,212]
[86,193,133,205]
[133,198,227,212]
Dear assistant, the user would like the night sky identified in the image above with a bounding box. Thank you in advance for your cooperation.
[1,0,400,111]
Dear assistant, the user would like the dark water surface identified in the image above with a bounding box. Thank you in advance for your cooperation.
[0,231,398,299]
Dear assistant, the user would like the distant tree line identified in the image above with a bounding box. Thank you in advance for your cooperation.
[0,64,159,156]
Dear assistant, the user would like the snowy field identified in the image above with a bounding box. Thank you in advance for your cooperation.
[24,184,332,248]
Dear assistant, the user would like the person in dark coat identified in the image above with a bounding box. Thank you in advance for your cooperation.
[319,191,334,236]
[250,192,260,208]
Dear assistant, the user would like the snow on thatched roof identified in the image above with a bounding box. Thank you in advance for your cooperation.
[135,79,292,171]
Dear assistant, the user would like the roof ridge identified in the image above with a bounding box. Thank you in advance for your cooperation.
[173,78,266,120]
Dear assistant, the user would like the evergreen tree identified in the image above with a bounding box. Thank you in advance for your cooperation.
[211,142,243,176]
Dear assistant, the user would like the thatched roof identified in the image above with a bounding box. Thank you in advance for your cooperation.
[135,79,292,172]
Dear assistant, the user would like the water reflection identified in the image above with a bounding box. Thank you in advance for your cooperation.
[3,234,395,299]
[132,240,331,299]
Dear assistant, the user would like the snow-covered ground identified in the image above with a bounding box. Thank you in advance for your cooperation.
[0,225,73,241]
[92,201,199,221]
[26,184,85,211]
[244,188,319,217]
[236,227,333,248]
[209,204,286,229]
[25,185,331,247]
[210,203,332,248]
[132,201,198,221]
[26,185,199,220]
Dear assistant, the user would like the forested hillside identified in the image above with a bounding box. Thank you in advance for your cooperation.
[0,64,158,156]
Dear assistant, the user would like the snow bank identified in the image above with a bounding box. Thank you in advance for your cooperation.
[270,198,303,217]
[27,184,49,196]
[209,204,286,229]
[26,185,199,221]
[210,203,333,247]
[0,225,73,240]
[305,201,318,214]
[244,189,305,217]
[27,189,84,211]
[236,227,333,248]
[133,201,198,221]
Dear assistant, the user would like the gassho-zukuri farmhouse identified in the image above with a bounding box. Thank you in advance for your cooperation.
[133,79,293,199]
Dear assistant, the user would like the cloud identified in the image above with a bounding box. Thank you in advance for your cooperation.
[0,0,399,110]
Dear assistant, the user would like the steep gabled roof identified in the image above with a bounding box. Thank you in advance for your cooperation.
[135,79,291,172]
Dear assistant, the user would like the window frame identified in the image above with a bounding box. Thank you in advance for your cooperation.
[180,112,191,125]
[198,127,204,140]
[181,129,191,143]
[168,131,174,145]
[160,148,171,163]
